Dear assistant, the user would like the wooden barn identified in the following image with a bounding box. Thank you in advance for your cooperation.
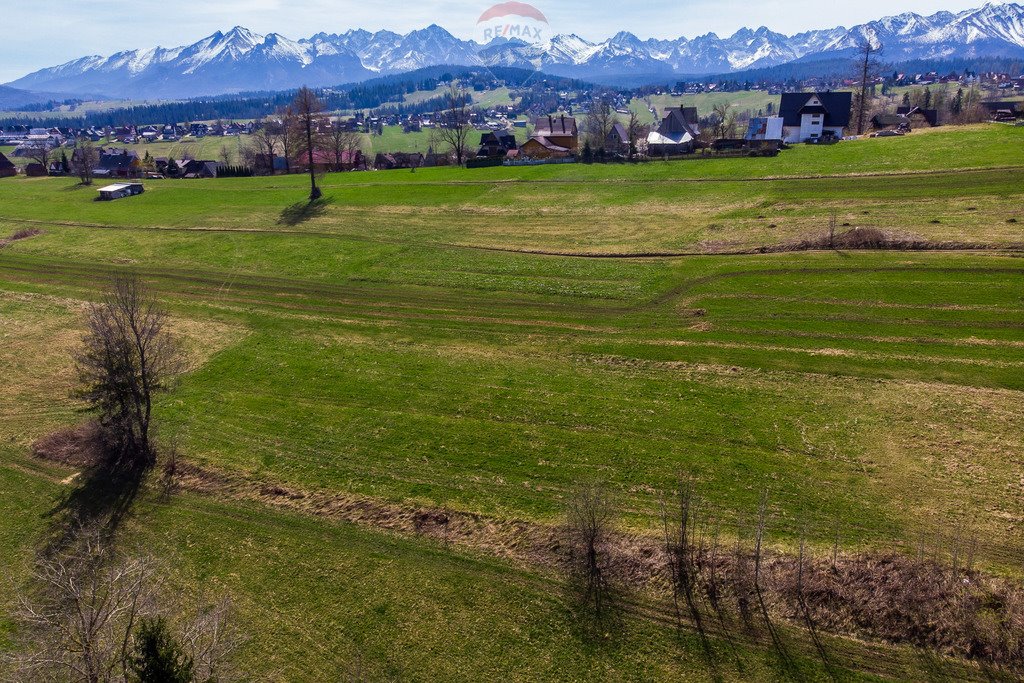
[0,151,16,178]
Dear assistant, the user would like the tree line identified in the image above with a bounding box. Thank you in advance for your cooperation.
[0,67,596,130]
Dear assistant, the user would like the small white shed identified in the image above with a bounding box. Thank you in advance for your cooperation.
[97,183,144,201]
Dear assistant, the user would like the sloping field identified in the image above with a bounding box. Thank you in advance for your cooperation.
[1,124,1022,680]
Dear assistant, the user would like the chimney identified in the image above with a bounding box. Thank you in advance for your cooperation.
[547,115,553,132]
[560,115,566,133]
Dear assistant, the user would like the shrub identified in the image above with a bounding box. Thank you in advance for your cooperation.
[130,617,195,683]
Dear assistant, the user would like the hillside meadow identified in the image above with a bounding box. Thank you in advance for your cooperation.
[1,123,1023,680]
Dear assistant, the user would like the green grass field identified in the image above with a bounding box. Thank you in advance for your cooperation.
[631,91,782,124]
[1,123,1023,680]
[362,123,530,155]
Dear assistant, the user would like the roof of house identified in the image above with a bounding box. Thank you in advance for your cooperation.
[480,130,516,144]
[779,92,853,128]
[647,130,693,146]
[656,107,700,139]
[980,100,1020,112]
[872,113,908,127]
[533,115,577,137]
[97,183,139,193]
[0,152,14,170]
[608,123,628,142]
[181,159,218,175]
[98,149,140,170]
[896,106,939,126]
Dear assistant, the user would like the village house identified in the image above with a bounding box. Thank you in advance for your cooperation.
[28,128,63,145]
[981,100,1021,121]
[871,113,910,133]
[308,150,367,173]
[13,128,63,158]
[139,126,161,142]
[896,106,940,127]
[181,160,219,179]
[605,122,630,155]
[0,152,17,178]
[374,152,424,170]
[250,154,291,175]
[93,148,143,179]
[48,158,70,176]
[647,106,700,156]
[520,115,578,159]
[778,91,852,143]
[0,126,29,145]
[745,116,785,142]
[476,130,518,158]
[743,116,784,153]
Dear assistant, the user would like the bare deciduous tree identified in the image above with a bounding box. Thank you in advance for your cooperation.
[73,139,99,186]
[25,140,52,171]
[75,274,183,468]
[710,103,737,141]
[325,118,363,172]
[583,96,616,154]
[854,40,883,135]
[4,529,156,683]
[3,526,240,683]
[432,84,473,166]
[276,106,302,176]
[626,110,644,159]
[566,481,615,619]
[662,478,714,664]
[246,118,283,175]
[291,86,327,200]
[177,597,240,683]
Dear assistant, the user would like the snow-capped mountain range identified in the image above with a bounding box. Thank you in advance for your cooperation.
[6,3,1024,99]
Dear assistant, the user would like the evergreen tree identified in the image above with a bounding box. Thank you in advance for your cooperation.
[951,88,964,116]
[581,141,594,164]
[129,617,194,683]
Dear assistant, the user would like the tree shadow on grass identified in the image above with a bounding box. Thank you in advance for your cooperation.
[278,197,333,226]
[35,423,146,557]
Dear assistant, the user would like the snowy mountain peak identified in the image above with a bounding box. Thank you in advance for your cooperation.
[6,3,1024,100]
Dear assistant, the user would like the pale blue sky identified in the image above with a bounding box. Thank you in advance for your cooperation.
[1,0,991,83]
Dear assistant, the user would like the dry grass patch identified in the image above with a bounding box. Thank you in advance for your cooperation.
[859,381,1024,566]
[0,292,248,446]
